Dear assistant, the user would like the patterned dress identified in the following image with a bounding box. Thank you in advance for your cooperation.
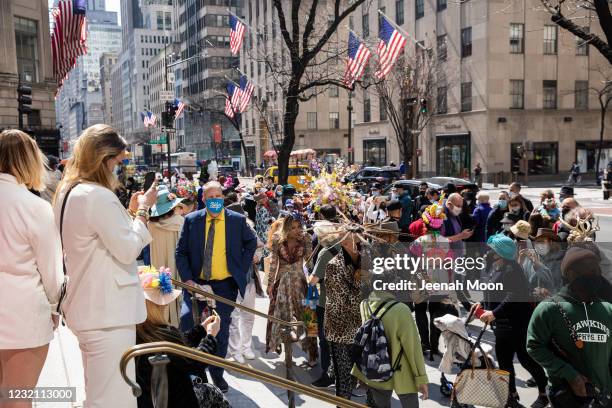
[255,204,271,256]
[265,233,318,362]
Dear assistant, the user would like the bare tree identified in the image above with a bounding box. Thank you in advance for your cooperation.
[540,0,612,64]
[255,0,369,185]
[375,46,445,178]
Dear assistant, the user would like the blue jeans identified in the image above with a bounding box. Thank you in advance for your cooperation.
[180,277,238,381]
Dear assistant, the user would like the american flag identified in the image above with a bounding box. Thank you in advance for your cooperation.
[225,83,239,118]
[238,75,254,113]
[142,111,157,128]
[174,98,185,119]
[375,15,407,79]
[51,0,88,90]
[343,32,372,88]
[229,15,245,55]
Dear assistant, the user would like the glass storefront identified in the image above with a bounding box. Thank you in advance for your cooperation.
[363,139,387,166]
[576,141,612,172]
[511,142,558,175]
[436,134,471,178]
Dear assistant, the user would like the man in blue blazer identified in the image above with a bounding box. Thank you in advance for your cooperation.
[176,181,257,391]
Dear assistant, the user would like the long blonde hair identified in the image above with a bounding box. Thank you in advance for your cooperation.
[136,300,172,343]
[56,124,127,201]
[0,129,47,190]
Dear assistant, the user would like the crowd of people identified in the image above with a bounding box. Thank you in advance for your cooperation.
[1,124,611,408]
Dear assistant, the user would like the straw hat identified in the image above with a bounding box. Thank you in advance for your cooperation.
[139,266,181,306]
[510,220,531,240]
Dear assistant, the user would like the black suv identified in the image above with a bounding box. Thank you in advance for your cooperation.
[344,166,401,191]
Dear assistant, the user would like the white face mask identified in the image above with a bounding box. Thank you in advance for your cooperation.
[450,205,462,216]
[509,206,521,214]
[534,242,550,256]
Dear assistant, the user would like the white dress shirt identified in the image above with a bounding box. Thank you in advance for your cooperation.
[54,182,152,332]
[0,173,63,349]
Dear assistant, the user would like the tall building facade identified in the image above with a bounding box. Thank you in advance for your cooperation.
[352,0,611,181]
[112,0,174,149]
[0,0,56,132]
[54,6,121,151]
[175,0,242,166]
[100,51,118,125]
[239,0,351,166]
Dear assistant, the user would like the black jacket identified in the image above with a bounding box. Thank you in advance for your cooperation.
[136,325,217,408]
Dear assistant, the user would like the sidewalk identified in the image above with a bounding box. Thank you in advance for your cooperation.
[35,297,539,407]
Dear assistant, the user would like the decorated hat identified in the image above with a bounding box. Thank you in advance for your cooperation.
[487,233,517,260]
[510,220,531,240]
[150,187,184,217]
[421,194,447,229]
[139,266,181,306]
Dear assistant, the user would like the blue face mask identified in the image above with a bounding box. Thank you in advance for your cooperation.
[122,158,130,165]
[205,198,224,215]
[498,199,508,209]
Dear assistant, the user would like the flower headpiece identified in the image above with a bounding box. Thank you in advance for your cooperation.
[422,193,447,229]
[139,266,174,295]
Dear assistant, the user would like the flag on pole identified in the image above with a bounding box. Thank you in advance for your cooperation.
[225,83,239,118]
[375,14,407,79]
[238,75,254,113]
[174,98,185,119]
[343,32,372,87]
[229,14,245,55]
[51,0,88,90]
[142,111,156,128]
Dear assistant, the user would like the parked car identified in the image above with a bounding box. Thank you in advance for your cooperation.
[344,166,401,190]
[423,177,479,193]
[382,180,442,198]
[218,165,237,178]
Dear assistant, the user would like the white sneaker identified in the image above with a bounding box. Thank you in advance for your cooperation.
[233,353,245,364]
[242,349,256,360]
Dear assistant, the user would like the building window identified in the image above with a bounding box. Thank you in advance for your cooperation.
[461,27,472,58]
[543,80,557,109]
[575,80,589,109]
[437,34,447,61]
[362,14,369,38]
[14,17,39,82]
[165,12,172,29]
[415,0,424,19]
[510,79,524,109]
[379,102,387,121]
[363,139,387,166]
[307,112,317,130]
[543,25,557,54]
[511,142,558,175]
[329,85,339,97]
[437,0,447,11]
[576,31,589,56]
[461,82,472,112]
[437,86,447,114]
[364,90,371,123]
[157,11,164,29]
[509,23,524,54]
[329,112,339,129]
[396,0,404,25]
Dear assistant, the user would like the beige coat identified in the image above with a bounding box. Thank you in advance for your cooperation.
[149,214,184,326]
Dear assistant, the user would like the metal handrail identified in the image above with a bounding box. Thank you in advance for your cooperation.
[120,342,368,408]
[172,279,304,328]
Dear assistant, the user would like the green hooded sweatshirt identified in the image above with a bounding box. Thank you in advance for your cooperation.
[351,291,428,394]
[527,287,612,391]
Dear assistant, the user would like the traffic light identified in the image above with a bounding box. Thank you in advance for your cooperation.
[161,101,177,128]
[419,98,428,114]
[17,84,32,114]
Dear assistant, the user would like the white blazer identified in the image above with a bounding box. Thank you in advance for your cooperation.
[0,173,63,349]
[54,182,152,332]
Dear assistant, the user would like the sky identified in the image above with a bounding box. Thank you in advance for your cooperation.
[48,0,122,25]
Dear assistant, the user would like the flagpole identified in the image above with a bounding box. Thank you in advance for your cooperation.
[227,8,263,39]
[377,9,428,51]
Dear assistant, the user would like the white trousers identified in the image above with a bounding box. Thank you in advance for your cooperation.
[73,325,137,408]
[227,281,256,356]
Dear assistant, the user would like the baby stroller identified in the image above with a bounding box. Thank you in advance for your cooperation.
[433,312,496,408]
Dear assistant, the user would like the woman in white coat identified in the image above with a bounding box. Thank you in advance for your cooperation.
[54,124,157,408]
[0,129,64,407]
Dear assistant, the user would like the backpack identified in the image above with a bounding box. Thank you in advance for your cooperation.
[352,300,403,382]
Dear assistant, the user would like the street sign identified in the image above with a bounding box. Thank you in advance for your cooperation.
[148,136,167,144]
[159,90,174,102]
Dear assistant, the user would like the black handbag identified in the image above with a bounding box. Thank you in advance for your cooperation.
[56,182,80,319]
